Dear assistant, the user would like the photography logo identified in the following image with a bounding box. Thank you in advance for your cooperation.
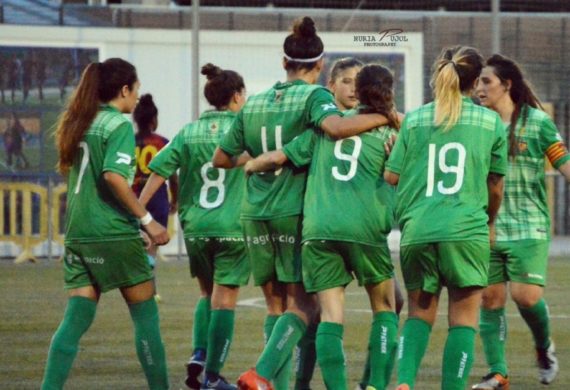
[354,29,409,47]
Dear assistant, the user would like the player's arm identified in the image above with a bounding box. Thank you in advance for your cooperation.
[244,151,288,175]
[139,172,167,207]
[558,160,570,182]
[384,170,400,186]
[212,148,250,169]
[320,113,393,139]
[104,172,169,245]
[486,172,504,246]
[168,173,179,213]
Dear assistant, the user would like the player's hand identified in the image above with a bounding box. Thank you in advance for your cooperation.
[244,160,255,176]
[144,220,170,246]
[488,222,496,248]
[384,134,397,157]
[140,230,152,249]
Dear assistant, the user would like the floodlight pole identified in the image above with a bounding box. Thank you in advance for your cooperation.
[491,0,501,54]
[192,0,200,121]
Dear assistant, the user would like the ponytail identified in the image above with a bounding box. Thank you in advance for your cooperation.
[433,61,462,131]
[56,63,101,174]
[431,46,483,131]
[55,58,137,174]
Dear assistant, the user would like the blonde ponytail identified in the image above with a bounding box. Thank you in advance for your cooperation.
[430,46,483,132]
[433,61,462,131]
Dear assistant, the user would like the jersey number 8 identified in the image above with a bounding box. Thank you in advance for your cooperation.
[426,142,466,197]
[200,162,225,208]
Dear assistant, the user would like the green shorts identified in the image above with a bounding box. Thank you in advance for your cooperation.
[400,240,490,294]
[302,240,394,293]
[488,239,549,286]
[242,216,302,286]
[63,237,152,293]
[185,237,250,287]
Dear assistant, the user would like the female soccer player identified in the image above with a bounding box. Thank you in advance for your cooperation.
[41,58,170,390]
[132,93,178,300]
[471,54,570,390]
[140,63,249,390]
[213,16,392,390]
[328,57,363,111]
[384,46,508,390]
[245,64,401,390]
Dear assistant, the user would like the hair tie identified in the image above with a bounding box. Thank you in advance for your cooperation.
[283,52,324,63]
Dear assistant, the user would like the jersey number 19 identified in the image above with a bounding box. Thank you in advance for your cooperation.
[426,142,466,197]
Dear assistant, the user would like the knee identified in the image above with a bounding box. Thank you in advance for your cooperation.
[512,292,541,308]
[481,288,507,310]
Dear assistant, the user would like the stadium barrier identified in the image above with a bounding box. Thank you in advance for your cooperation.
[0,182,48,264]
[1,180,178,263]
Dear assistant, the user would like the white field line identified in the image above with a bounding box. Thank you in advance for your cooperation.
[237,296,570,319]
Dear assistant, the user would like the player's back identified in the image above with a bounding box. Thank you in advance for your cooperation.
[173,110,244,237]
[393,97,506,245]
[65,105,139,243]
[302,125,396,246]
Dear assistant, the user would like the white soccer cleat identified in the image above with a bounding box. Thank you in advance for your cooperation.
[537,340,559,385]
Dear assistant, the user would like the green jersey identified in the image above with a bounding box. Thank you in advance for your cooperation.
[386,97,508,245]
[149,110,244,238]
[64,105,139,244]
[219,80,340,220]
[496,106,570,241]
[284,112,398,246]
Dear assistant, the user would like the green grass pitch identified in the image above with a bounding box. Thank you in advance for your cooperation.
[1,256,569,389]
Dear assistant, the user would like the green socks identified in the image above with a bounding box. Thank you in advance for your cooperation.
[518,298,551,349]
[368,312,399,389]
[479,307,508,376]
[316,322,347,390]
[262,315,291,390]
[129,298,169,390]
[206,309,235,374]
[294,322,318,390]
[442,326,476,390]
[256,313,306,383]
[41,296,97,390]
[397,318,432,389]
[193,297,211,351]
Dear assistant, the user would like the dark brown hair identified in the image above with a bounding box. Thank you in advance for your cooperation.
[201,63,245,110]
[356,64,399,130]
[283,16,324,73]
[486,54,543,157]
[55,58,137,174]
[133,93,158,137]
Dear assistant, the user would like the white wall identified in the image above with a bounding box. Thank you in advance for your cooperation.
[0,24,423,257]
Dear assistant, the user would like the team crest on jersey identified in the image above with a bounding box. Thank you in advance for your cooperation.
[518,141,528,152]
[321,103,337,111]
[274,90,283,102]
[210,122,218,133]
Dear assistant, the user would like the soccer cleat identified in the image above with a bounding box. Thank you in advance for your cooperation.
[354,385,365,390]
[537,340,559,384]
[185,350,206,389]
[237,368,273,390]
[395,385,410,390]
[365,386,376,390]
[201,375,237,390]
[471,373,510,389]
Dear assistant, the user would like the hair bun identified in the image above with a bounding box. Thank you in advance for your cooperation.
[138,93,154,106]
[201,63,222,80]
[293,17,317,38]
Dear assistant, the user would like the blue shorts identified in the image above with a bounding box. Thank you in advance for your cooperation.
[146,185,169,227]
